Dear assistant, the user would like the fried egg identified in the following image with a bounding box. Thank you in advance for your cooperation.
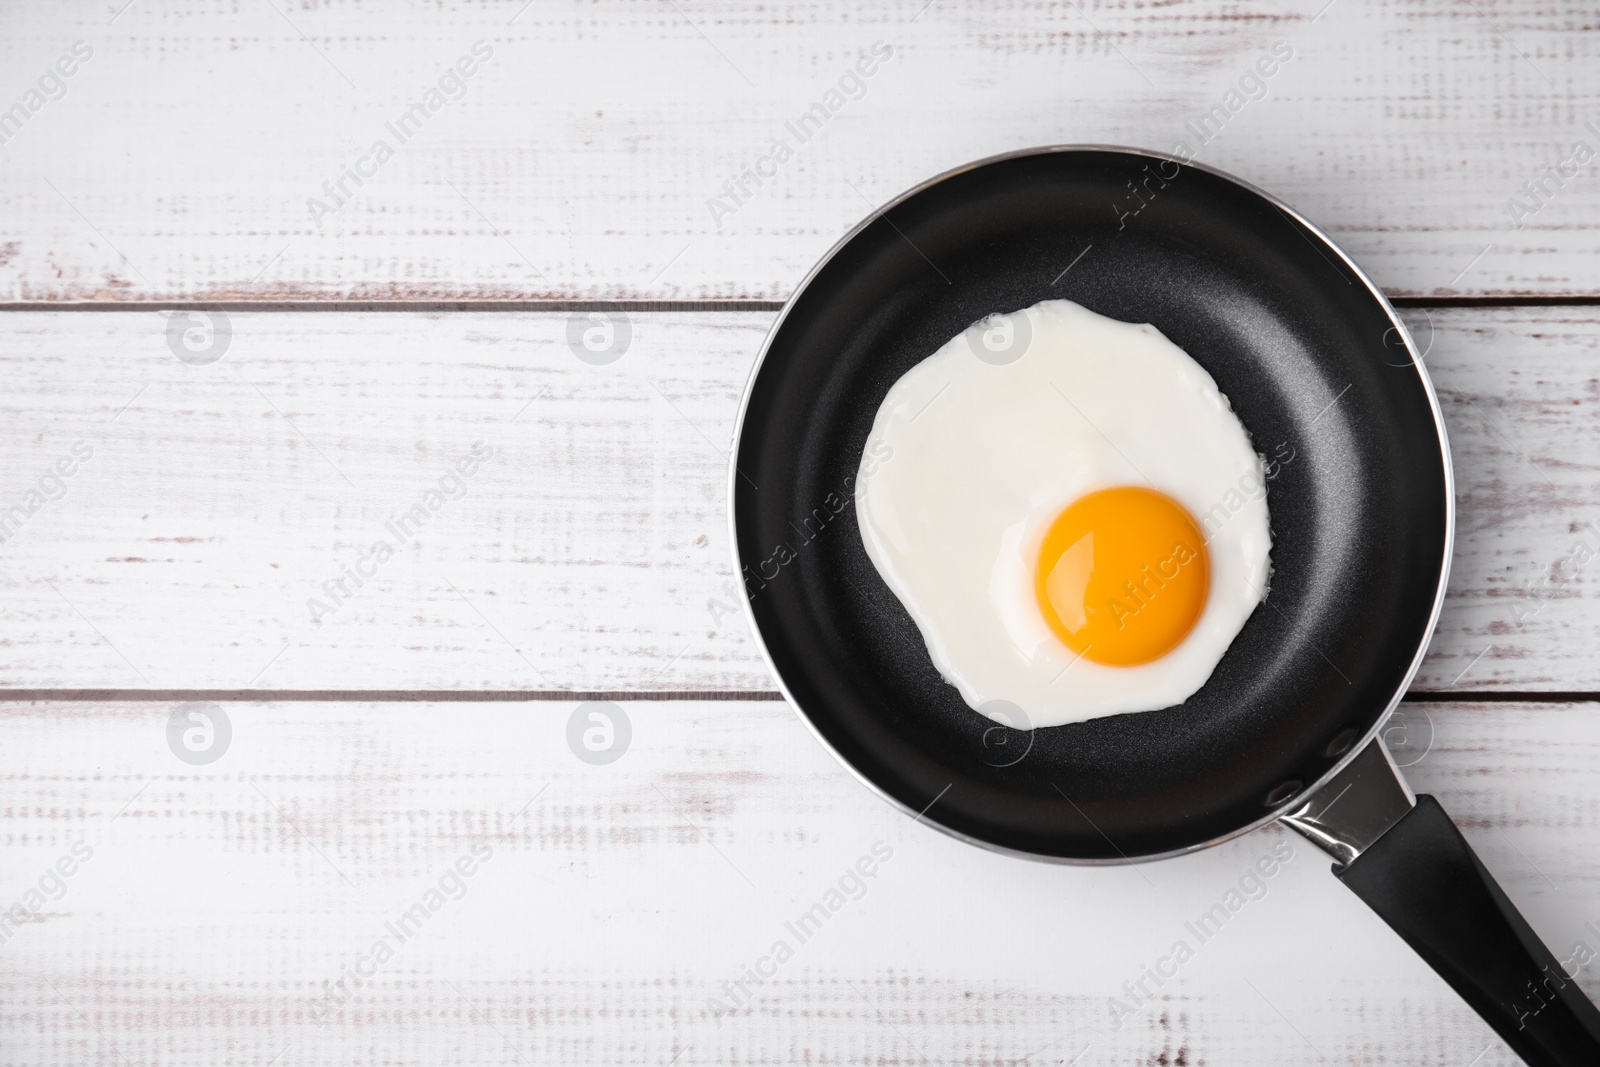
[855,299,1272,728]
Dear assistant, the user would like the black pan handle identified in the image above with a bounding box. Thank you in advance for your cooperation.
[1283,740,1600,1066]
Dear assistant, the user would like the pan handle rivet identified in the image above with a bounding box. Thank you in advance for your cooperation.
[1264,780,1303,806]
[1324,728,1360,759]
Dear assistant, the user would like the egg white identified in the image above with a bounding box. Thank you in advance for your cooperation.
[855,299,1272,728]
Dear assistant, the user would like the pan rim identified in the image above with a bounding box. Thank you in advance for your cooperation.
[727,143,1456,865]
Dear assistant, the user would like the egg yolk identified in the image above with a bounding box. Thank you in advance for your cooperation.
[1034,487,1210,667]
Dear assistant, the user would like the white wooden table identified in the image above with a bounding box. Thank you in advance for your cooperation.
[3,2,1598,1064]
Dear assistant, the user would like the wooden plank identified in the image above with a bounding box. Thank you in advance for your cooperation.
[0,306,1597,692]
[0,697,1592,1066]
[0,308,766,691]
[1423,305,1600,690]
[2,0,1599,301]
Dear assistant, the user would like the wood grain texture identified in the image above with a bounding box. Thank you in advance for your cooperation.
[4,3,1598,1061]
[2,0,1600,302]
[0,306,1597,693]
[0,697,1593,1067]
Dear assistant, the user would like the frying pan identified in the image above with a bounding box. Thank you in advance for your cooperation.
[729,147,1600,1064]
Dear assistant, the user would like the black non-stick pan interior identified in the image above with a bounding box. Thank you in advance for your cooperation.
[732,148,1450,860]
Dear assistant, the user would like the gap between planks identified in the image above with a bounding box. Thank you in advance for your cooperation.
[0,689,1594,703]
[1,296,1600,313]
[0,689,789,702]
